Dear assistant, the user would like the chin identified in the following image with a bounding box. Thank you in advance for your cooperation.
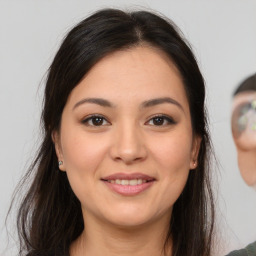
[103,208,153,228]
[111,219,146,228]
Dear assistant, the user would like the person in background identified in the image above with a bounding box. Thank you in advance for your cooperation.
[227,73,256,255]
[231,73,256,188]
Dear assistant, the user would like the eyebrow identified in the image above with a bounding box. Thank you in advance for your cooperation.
[73,97,184,111]
[141,97,184,111]
[73,98,115,110]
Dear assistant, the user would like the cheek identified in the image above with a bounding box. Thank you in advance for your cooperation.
[146,132,192,212]
[149,131,192,197]
[61,128,109,178]
[60,129,110,206]
[149,132,193,175]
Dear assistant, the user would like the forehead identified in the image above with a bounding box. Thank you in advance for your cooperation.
[67,46,189,110]
[85,46,181,82]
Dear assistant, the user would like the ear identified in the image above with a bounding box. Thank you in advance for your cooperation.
[52,130,66,171]
[190,135,202,170]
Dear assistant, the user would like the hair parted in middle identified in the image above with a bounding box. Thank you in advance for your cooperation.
[15,8,215,256]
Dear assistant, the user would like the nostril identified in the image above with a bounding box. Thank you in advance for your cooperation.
[109,134,147,163]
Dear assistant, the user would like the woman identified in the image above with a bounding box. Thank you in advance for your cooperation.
[12,8,215,256]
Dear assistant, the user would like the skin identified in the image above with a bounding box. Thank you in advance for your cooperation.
[54,46,201,256]
[231,91,256,186]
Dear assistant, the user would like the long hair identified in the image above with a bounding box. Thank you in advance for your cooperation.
[11,8,215,256]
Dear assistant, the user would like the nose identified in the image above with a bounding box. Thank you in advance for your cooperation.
[109,122,147,164]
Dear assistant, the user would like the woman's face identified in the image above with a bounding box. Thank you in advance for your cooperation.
[54,46,200,228]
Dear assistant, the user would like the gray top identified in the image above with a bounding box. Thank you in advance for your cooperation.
[226,241,256,256]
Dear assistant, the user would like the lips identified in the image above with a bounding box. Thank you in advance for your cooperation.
[101,173,155,196]
[102,173,155,181]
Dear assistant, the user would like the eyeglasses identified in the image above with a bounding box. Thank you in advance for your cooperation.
[232,99,256,137]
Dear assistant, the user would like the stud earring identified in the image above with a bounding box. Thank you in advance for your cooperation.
[193,160,197,168]
[58,160,63,166]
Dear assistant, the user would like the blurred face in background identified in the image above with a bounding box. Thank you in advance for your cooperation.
[231,91,256,186]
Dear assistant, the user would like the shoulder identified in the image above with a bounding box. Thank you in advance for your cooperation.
[225,241,256,256]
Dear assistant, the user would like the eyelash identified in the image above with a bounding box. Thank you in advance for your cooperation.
[146,115,176,126]
[81,114,110,127]
[81,114,176,127]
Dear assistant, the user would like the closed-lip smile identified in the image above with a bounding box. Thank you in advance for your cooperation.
[101,173,156,196]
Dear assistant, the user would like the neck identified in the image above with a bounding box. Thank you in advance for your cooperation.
[70,213,172,256]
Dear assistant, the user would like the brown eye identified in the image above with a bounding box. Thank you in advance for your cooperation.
[152,117,165,125]
[92,117,104,126]
[147,115,176,126]
[82,115,109,126]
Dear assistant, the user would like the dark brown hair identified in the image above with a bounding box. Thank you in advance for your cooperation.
[233,73,256,96]
[11,8,215,256]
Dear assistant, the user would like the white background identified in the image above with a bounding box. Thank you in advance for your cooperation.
[0,1,256,255]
